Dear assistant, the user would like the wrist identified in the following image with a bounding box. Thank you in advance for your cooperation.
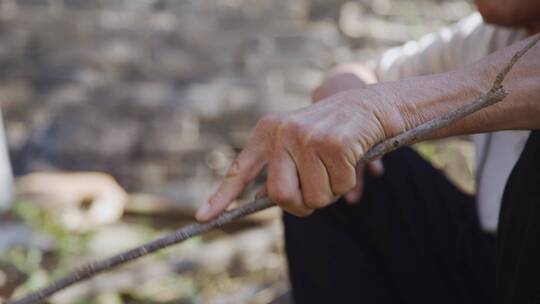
[392,68,493,140]
[344,86,409,146]
[349,70,484,143]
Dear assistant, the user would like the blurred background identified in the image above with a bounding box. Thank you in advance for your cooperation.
[0,0,476,303]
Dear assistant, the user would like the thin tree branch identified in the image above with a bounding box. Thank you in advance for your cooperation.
[9,35,539,304]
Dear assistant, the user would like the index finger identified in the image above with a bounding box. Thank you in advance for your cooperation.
[195,143,266,222]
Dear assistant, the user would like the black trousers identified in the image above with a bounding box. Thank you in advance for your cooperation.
[497,130,540,303]
[284,147,497,304]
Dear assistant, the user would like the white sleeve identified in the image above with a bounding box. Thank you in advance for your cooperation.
[0,108,13,212]
[374,13,496,82]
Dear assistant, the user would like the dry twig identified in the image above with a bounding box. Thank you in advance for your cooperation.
[9,35,539,304]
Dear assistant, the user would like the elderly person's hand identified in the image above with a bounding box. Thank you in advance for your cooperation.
[196,34,540,221]
[312,63,384,204]
[196,85,404,220]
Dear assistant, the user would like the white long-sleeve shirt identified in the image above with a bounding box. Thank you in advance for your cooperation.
[374,13,530,232]
[0,108,13,212]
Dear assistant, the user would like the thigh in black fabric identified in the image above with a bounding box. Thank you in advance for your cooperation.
[497,131,540,304]
[284,147,496,304]
[284,205,399,304]
[362,148,495,304]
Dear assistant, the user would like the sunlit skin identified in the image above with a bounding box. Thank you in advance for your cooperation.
[196,2,540,221]
[474,0,540,33]
[302,0,540,204]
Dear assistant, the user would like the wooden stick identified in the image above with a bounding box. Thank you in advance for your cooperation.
[9,35,539,304]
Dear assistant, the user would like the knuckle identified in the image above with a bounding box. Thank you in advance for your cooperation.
[292,209,314,217]
[322,136,340,152]
[278,117,301,140]
[340,164,357,189]
[225,159,248,186]
[281,116,301,133]
[326,134,351,151]
[226,158,242,178]
[330,172,353,194]
[257,113,281,130]
[296,126,319,147]
[312,131,328,146]
[334,178,356,195]
[268,185,295,206]
[344,177,356,191]
[303,194,328,209]
[297,130,351,152]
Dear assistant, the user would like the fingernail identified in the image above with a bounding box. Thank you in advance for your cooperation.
[196,201,212,221]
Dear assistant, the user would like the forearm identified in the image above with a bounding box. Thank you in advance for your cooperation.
[365,34,540,141]
[197,34,538,222]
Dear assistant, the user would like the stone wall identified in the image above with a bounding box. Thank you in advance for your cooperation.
[0,0,473,203]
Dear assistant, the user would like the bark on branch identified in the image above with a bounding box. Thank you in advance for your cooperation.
[9,35,540,304]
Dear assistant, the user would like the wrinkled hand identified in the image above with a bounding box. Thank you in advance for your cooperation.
[312,63,384,204]
[196,86,401,221]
